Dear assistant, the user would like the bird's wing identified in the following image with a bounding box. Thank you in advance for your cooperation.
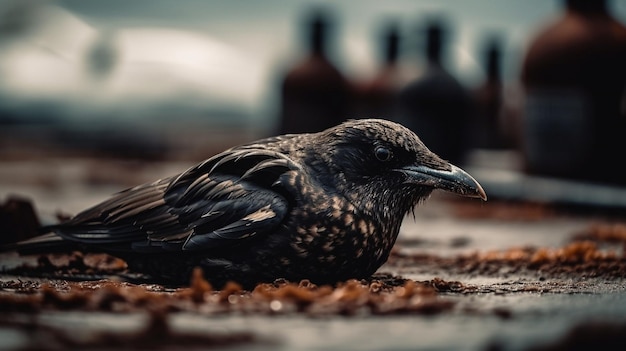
[52,148,301,253]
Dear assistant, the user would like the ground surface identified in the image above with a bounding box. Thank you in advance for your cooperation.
[1,158,626,351]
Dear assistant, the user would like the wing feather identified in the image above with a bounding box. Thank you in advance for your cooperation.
[50,147,299,253]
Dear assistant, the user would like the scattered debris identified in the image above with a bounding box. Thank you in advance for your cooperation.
[573,222,626,244]
[390,241,626,279]
[0,272,458,317]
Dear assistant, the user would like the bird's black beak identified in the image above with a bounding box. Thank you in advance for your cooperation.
[400,164,487,200]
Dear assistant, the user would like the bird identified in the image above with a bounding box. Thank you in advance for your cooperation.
[3,119,486,288]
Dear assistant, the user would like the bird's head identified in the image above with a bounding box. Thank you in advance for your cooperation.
[308,118,486,220]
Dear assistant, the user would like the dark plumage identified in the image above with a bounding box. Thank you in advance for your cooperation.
[6,119,486,288]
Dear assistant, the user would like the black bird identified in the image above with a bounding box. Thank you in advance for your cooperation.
[5,119,486,288]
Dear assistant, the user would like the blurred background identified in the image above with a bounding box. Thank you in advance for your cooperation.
[1,0,626,210]
[3,2,626,349]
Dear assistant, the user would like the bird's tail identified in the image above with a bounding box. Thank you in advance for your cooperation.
[0,226,80,255]
[0,196,80,254]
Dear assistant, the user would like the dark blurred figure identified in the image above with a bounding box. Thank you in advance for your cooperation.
[396,18,471,165]
[278,8,351,134]
[85,30,118,82]
[0,196,40,245]
[353,21,403,119]
[0,0,39,38]
[521,0,626,184]
[471,36,506,149]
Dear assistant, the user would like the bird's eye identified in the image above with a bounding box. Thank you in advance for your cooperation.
[374,146,392,162]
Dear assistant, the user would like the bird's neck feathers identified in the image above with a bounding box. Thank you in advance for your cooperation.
[343,180,431,226]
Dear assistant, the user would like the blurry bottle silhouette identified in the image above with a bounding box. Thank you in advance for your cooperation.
[472,37,505,149]
[353,22,402,118]
[521,0,626,184]
[396,19,471,164]
[279,9,350,134]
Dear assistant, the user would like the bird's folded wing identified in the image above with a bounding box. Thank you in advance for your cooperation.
[49,148,299,253]
[177,190,287,251]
